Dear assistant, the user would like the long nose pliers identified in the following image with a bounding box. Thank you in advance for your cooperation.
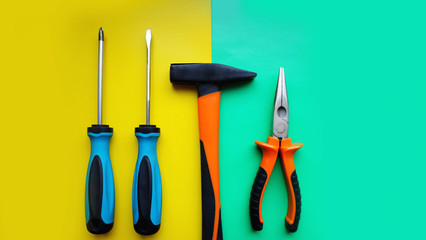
[249,67,303,232]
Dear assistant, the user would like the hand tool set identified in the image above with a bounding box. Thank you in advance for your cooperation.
[84,28,304,238]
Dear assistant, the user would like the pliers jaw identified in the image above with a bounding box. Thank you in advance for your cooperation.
[273,67,289,139]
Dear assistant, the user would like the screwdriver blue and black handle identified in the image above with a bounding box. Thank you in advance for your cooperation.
[132,125,162,235]
[85,124,115,234]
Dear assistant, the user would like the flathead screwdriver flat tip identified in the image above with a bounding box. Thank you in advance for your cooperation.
[146,29,151,44]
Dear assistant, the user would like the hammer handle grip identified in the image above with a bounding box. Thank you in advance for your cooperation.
[198,91,223,240]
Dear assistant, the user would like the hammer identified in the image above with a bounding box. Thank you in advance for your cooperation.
[170,63,257,240]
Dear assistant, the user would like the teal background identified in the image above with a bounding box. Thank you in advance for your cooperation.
[213,0,426,239]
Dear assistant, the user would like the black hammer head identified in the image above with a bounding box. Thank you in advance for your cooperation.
[170,63,257,85]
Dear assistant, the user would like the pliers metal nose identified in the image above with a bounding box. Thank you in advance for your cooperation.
[249,67,303,232]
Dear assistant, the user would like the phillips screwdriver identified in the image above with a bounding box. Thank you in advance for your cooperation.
[132,29,162,235]
[85,28,115,234]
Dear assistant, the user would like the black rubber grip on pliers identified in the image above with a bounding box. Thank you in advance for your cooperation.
[249,167,267,231]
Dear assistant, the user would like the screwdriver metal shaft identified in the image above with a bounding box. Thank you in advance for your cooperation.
[146,29,151,125]
[98,28,104,125]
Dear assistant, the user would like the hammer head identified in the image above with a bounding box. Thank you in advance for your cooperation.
[170,63,257,86]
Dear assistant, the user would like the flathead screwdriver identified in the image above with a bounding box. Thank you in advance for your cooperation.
[132,29,162,235]
[85,27,115,234]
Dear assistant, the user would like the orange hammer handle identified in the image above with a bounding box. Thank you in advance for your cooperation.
[250,137,280,231]
[279,138,303,232]
[198,91,223,240]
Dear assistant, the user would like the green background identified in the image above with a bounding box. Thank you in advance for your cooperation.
[213,0,426,239]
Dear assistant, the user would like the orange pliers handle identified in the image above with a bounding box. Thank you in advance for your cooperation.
[249,136,303,232]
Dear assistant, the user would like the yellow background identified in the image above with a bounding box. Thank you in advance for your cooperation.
[0,0,210,239]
